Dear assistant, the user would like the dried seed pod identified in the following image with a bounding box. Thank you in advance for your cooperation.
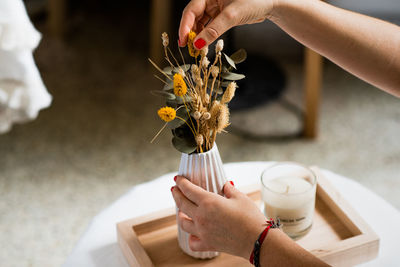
[195,77,203,87]
[193,93,202,111]
[204,94,210,104]
[202,112,211,120]
[221,82,236,104]
[178,68,186,78]
[202,57,210,68]
[210,66,219,78]
[191,64,200,80]
[216,39,224,53]
[210,101,230,133]
[161,32,169,47]
[193,111,201,120]
[201,46,209,57]
[195,134,204,146]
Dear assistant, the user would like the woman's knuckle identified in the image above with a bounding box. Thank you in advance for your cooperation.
[224,8,237,22]
[201,197,213,207]
[206,27,219,40]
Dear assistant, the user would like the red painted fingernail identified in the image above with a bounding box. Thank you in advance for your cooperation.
[194,38,206,50]
[174,176,178,182]
[171,186,174,192]
[230,181,234,186]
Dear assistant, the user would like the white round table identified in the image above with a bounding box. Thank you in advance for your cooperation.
[63,162,400,267]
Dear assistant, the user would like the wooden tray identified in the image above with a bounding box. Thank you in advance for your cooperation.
[117,170,379,266]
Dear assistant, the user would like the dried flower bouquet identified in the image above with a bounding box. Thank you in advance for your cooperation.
[150,32,247,154]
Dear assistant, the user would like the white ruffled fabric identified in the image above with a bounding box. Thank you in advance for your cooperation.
[0,0,51,133]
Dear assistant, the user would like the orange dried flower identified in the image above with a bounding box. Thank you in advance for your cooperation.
[173,73,187,96]
[157,106,176,122]
[188,31,200,58]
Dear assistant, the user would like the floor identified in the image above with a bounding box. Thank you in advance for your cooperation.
[1,5,399,267]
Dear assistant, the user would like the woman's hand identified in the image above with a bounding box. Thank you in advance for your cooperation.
[179,0,277,49]
[171,176,267,259]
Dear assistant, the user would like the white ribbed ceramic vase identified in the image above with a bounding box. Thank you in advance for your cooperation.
[177,144,226,259]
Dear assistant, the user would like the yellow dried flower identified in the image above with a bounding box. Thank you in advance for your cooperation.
[173,73,187,96]
[157,106,176,122]
[221,82,237,104]
[209,101,230,133]
[188,31,200,58]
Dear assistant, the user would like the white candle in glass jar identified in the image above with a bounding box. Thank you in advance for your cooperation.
[261,163,317,239]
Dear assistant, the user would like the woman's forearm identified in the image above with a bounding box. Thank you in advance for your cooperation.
[260,229,329,267]
[270,0,400,96]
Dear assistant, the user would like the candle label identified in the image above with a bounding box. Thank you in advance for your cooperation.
[263,199,315,236]
[280,217,306,223]
[261,166,317,238]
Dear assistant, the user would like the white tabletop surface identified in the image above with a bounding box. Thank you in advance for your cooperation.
[63,162,400,267]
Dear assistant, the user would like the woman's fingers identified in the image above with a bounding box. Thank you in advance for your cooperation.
[175,176,208,205]
[193,6,238,49]
[189,234,214,251]
[178,211,198,235]
[179,0,207,46]
[196,13,212,32]
[223,180,238,199]
[172,186,197,218]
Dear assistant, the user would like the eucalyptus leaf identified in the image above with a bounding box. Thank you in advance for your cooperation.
[166,100,178,108]
[164,64,191,75]
[175,95,192,104]
[221,72,245,81]
[167,107,189,129]
[172,136,197,154]
[172,124,191,139]
[221,81,231,87]
[216,87,224,94]
[223,53,236,70]
[179,64,191,72]
[150,90,176,100]
[230,49,247,64]
[163,66,173,75]
[221,65,229,73]
[163,81,173,90]
[206,79,223,92]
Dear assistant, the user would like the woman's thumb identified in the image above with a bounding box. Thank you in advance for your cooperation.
[194,9,236,49]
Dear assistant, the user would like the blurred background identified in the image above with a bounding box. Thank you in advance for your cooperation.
[1,0,399,266]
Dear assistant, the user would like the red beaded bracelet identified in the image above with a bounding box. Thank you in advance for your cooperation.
[249,219,281,266]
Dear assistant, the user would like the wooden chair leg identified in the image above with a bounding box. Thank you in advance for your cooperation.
[150,0,172,65]
[48,0,67,37]
[303,47,323,138]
